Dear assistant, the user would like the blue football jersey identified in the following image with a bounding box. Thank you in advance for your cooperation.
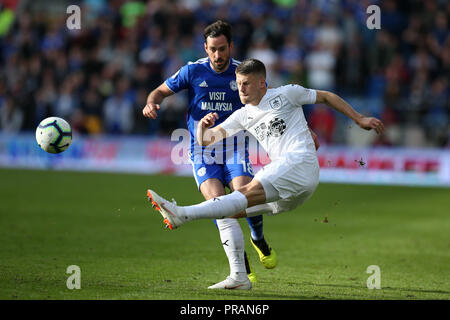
[165,57,246,162]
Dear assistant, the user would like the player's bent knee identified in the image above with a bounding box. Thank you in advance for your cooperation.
[229,175,253,191]
[236,185,266,208]
[200,179,226,199]
[236,181,264,197]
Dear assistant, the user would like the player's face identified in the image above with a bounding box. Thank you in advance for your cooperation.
[236,73,266,105]
[204,35,232,72]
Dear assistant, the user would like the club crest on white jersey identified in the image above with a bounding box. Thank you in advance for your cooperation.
[269,96,282,110]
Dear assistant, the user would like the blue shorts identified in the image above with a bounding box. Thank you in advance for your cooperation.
[191,153,254,190]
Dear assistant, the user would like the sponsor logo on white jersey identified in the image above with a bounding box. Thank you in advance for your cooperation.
[268,118,287,137]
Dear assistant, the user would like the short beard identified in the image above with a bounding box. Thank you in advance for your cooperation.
[212,59,229,72]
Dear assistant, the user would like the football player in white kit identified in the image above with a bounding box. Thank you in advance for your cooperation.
[147,58,385,290]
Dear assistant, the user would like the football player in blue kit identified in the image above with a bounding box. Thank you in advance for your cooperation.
[143,20,318,285]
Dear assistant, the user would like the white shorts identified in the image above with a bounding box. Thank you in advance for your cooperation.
[251,152,319,215]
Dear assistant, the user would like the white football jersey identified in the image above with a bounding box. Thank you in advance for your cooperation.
[220,85,317,161]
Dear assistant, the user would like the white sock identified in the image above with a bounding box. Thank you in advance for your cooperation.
[183,191,248,221]
[216,218,247,280]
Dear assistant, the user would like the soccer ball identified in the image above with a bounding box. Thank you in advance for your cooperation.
[36,117,72,154]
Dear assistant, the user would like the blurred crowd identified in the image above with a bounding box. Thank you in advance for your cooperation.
[0,0,448,147]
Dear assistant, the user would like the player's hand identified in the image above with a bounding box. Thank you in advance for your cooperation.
[142,103,160,119]
[200,112,219,129]
[357,117,385,134]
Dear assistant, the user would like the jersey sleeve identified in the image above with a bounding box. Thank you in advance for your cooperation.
[218,108,246,137]
[284,84,317,107]
[165,65,190,93]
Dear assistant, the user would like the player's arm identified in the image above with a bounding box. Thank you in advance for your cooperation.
[197,112,228,146]
[142,82,174,119]
[315,90,385,134]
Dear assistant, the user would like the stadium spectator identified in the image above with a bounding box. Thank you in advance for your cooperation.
[308,104,336,145]
[0,96,23,133]
[103,75,134,134]
[0,0,447,147]
[305,41,336,91]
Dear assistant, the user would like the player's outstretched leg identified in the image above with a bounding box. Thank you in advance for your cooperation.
[148,189,249,230]
[147,189,185,230]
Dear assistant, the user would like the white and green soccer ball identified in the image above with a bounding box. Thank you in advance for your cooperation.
[35,117,72,154]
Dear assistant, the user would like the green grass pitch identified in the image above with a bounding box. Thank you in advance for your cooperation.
[0,168,449,300]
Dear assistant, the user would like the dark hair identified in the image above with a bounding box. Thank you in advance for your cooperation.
[203,20,232,44]
[235,58,266,78]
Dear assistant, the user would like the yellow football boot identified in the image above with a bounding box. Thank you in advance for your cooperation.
[250,237,277,269]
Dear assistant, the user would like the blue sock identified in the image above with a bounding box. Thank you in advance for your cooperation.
[246,215,264,241]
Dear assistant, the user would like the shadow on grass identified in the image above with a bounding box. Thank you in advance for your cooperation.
[209,290,313,300]
[297,281,450,296]
[149,278,450,300]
